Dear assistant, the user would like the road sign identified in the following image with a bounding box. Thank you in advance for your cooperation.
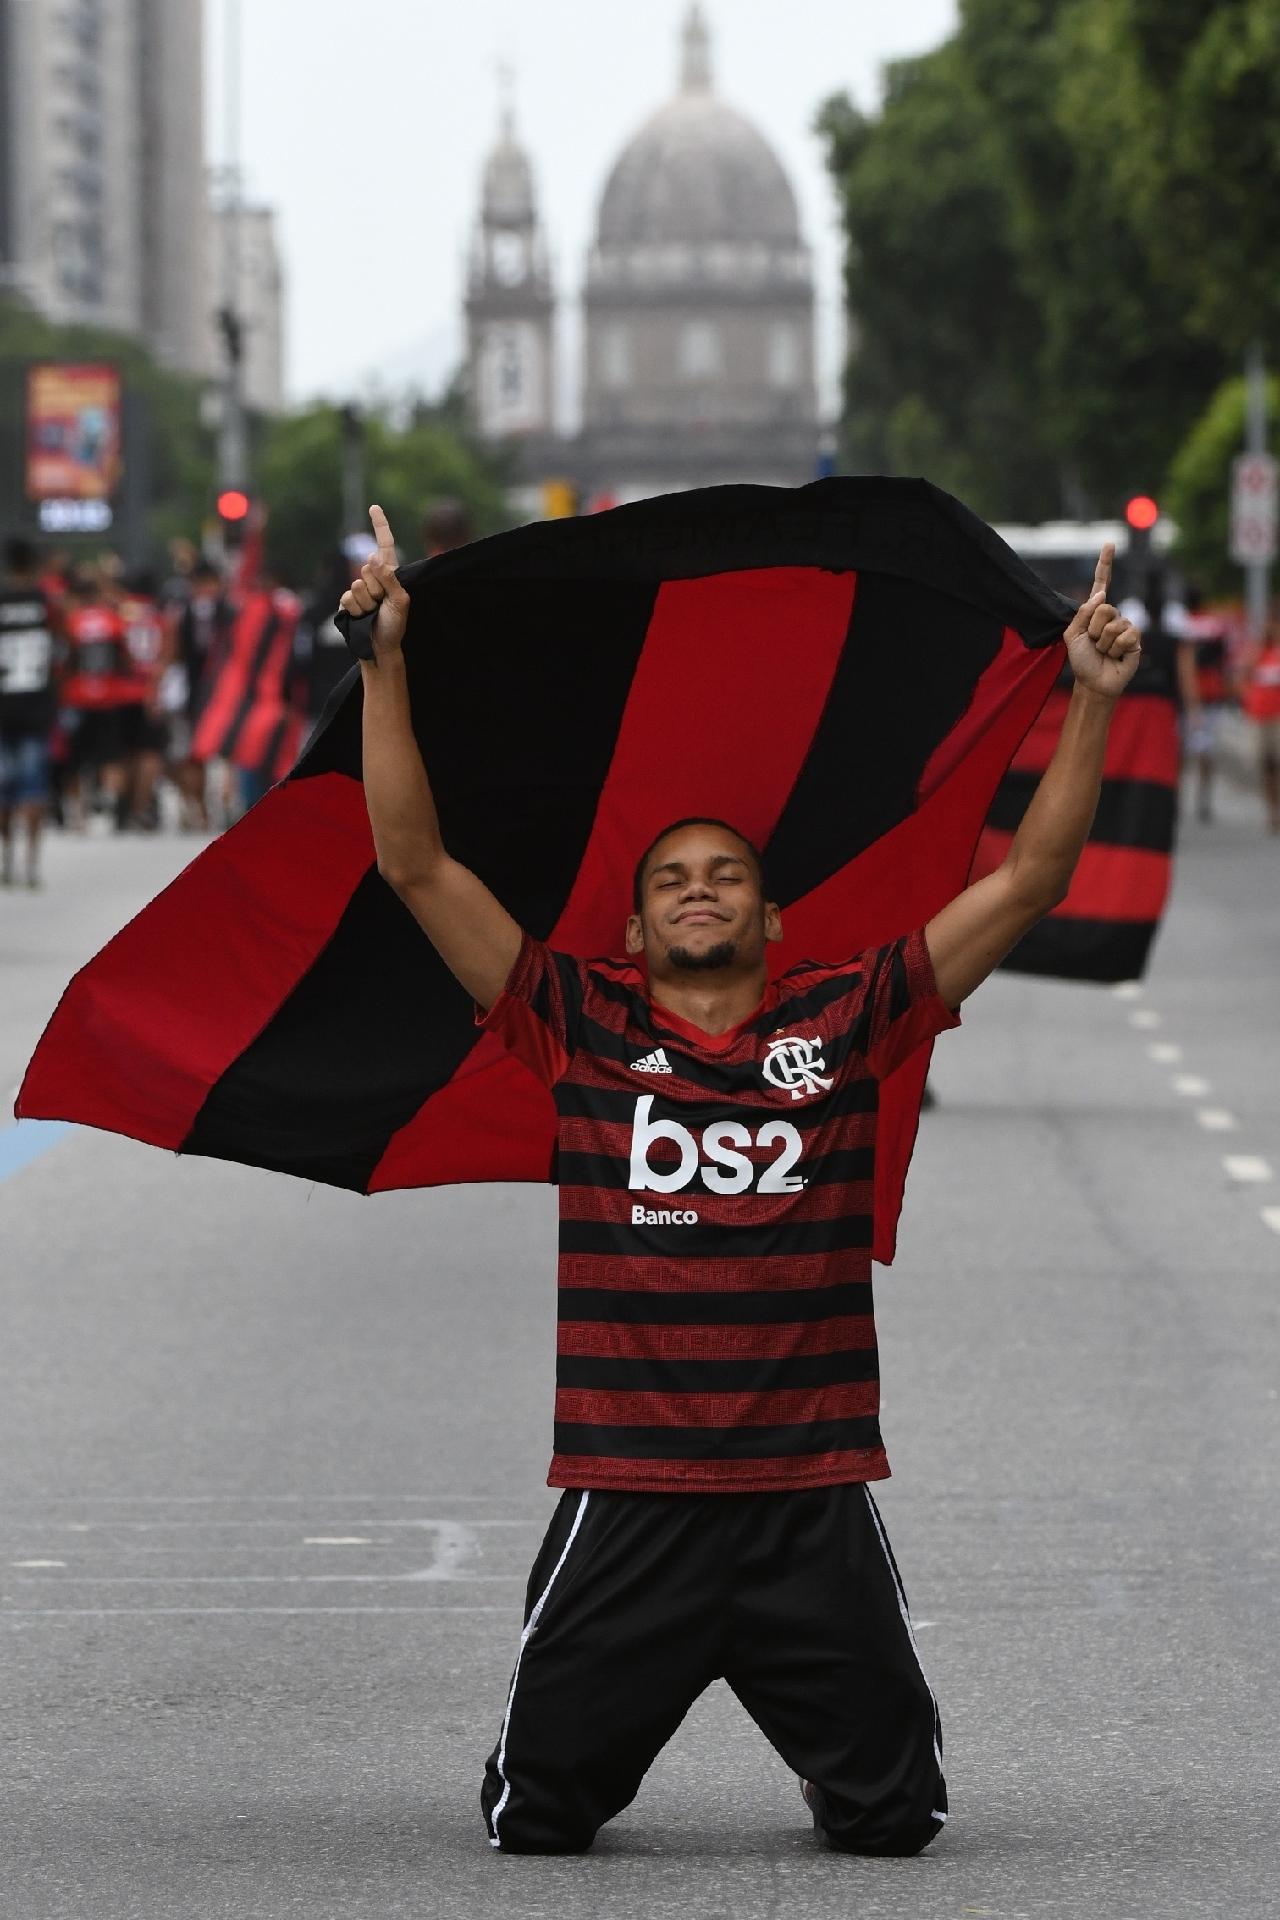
[1230,452,1277,565]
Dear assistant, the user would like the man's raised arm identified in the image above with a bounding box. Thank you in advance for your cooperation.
[924,543,1143,1011]
[342,505,523,1011]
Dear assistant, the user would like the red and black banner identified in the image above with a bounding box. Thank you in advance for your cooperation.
[191,587,306,782]
[18,478,1076,1261]
[976,649,1179,982]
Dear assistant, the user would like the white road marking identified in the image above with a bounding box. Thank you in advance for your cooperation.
[303,1536,372,1546]
[1112,983,1144,1000]
[1261,1208,1280,1235]
[11,1559,65,1569]
[1223,1156,1274,1184]
[1172,1075,1211,1098]
[1129,1009,1162,1030]
[1196,1109,1239,1132]
[1146,1042,1183,1064]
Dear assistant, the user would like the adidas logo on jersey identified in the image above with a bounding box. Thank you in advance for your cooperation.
[630,1047,673,1074]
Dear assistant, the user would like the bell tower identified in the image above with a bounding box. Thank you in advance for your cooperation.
[465,88,556,439]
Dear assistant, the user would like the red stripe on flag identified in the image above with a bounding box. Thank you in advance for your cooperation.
[919,629,1064,798]
[17,774,374,1147]
[780,631,1063,1263]
[369,566,856,1192]
[1012,689,1178,786]
[233,605,302,774]
[973,828,1170,922]
[192,595,271,761]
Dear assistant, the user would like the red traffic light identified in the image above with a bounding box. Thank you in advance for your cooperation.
[217,488,251,522]
[1124,494,1159,531]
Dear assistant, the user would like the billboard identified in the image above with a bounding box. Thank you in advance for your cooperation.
[25,362,122,503]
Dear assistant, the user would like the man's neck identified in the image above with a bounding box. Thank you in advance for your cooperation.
[647,969,769,1038]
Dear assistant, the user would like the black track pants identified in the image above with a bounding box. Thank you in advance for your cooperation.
[480,1482,946,1855]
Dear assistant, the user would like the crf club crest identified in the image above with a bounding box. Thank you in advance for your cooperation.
[18,476,1077,1263]
[761,1034,834,1101]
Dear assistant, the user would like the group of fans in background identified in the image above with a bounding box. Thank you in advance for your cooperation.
[1,501,1278,892]
[0,500,474,890]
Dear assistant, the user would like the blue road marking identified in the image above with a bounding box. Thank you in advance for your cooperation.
[0,1119,73,1182]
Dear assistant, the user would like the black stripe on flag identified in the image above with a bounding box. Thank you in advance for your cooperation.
[987,770,1177,852]
[763,571,1007,904]
[998,915,1159,984]
[184,578,660,1188]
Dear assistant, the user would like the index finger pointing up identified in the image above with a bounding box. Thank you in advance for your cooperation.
[369,503,397,562]
[1092,542,1115,597]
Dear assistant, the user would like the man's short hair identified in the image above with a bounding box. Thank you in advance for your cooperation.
[4,536,39,575]
[422,498,474,554]
[632,817,769,914]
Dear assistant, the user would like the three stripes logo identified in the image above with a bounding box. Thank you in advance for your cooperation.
[630,1046,673,1074]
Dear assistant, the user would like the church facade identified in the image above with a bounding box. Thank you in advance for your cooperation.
[464,7,820,507]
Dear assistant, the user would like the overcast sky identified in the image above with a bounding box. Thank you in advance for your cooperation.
[206,0,957,417]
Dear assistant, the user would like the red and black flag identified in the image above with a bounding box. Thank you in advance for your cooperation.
[18,478,1075,1262]
[975,648,1179,983]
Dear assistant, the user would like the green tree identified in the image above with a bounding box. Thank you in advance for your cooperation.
[819,0,1258,520]
[1059,0,1280,354]
[256,400,509,587]
[1164,373,1280,593]
[817,46,1060,522]
[962,0,1229,509]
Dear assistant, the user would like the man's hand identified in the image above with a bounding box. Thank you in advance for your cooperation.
[1064,543,1141,698]
[339,505,410,659]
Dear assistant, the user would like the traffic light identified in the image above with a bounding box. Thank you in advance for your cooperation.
[1124,495,1159,532]
[216,488,252,548]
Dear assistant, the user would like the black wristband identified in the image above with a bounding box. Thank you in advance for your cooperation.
[335,607,377,663]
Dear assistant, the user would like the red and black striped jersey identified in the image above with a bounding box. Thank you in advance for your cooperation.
[479,927,960,1494]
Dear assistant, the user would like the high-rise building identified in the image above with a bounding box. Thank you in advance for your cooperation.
[0,0,211,376]
[207,200,284,416]
[136,0,209,374]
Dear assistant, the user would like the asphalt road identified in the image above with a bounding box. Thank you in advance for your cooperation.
[3,776,1278,1920]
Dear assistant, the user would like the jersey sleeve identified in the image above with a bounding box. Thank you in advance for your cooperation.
[474,930,587,1088]
[849,926,962,1080]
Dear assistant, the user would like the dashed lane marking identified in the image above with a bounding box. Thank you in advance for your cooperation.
[11,1560,66,1569]
[1112,983,1144,1000]
[1223,1156,1274,1184]
[303,1536,372,1546]
[1172,1075,1212,1098]
[1196,1109,1239,1132]
[1129,1009,1162,1030]
[1262,1209,1280,1235]
[1147,1042,1183,1064]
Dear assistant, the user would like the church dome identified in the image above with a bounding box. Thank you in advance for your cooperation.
[595,6,801,253]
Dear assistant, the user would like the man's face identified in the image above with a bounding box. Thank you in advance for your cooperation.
[625,824,782,976]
